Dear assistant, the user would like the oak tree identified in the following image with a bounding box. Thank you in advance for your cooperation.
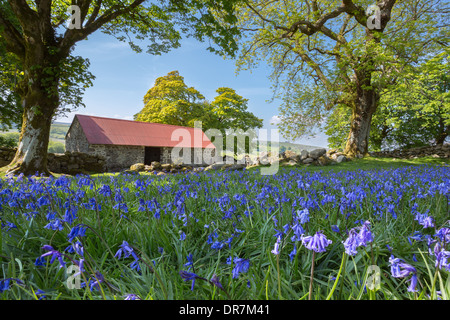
[229,0,448,157]
[0,0,241,175]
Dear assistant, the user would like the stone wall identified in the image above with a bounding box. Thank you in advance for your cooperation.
[369,144,450,159]
[89,144,145,172]
[0,147,106,174]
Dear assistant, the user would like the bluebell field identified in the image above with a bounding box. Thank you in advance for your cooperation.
[0,165,449,300]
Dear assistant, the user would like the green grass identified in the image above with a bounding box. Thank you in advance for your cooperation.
[0,155,448,300]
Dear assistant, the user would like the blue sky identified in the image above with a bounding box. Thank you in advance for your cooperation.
[57,32,328,148]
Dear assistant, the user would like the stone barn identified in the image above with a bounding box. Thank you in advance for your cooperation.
[65,114,216,172]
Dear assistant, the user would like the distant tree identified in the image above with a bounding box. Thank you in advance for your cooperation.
[47,140,65,153]
[135,71,207,127]
[135,71,263,155]
[0,134,17,148]
[209,87,263,155]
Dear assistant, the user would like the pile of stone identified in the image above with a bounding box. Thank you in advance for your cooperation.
[277,148,347,167]
[128,161,206,175]
[127,148,348,175]
[369,144,450,159]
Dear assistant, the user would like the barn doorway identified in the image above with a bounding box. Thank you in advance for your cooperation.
[144,147,161,165]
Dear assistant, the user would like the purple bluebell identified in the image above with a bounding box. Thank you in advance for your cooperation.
[331,225,340,233]
[210,274,224,290]
[67,225,87,243]
[291,222,305,242]
[289,245,297,261]
[296,208,310,224]
[389,255,418,292]
[271,237,281,255]
[179,270,200,291]
[356,221,373,247]
[44,219,64,231]
[0,278,24,293]
[114,241,139,261]
[40,245,66,268]
[124,293,141,300]
[227,257,250,279]
[343,229,360,256]
[301,231,333,253]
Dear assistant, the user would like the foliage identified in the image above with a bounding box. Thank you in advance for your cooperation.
[0,133,17,148]
[135,71,208,127]
[47,140,65,153]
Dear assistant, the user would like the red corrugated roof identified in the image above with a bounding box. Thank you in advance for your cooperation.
[74,114,215,148]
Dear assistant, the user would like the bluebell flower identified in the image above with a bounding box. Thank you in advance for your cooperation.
[0,278,24,293]
[435,227,450,243]
[65,241,84,256]
[40,245,66,268]
[124,293,141,300]
[184,254,194,270]
[227,257,250,279]
[331,225,340,233]
[82,272,106,291]
[67,225,87,243]
[301,231,333,253]
[343,229,360,256]
[271,237,281,255]
[389,255,418,292]
[291,222,305,242]
[114,241,139,261]
[44,219,64,231]
[210,274,224,290]
[289,245,297,261]
[356,221,373,247]
[296,208,310,224]
[179,270,200,291]
[130,260,141,272]
[35,289,46,300]
[179,231,186,241]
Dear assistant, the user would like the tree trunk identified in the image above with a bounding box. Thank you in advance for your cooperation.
[5,54,60,176]
[6,101,56,176]
[344,84,378,158]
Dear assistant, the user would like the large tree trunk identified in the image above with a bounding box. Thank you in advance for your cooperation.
[5,46,60,176]
[344,76,379,158]
[6,97,56,176]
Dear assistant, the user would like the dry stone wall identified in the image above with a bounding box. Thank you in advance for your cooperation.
[370,144,450,159]
[0,147,106,175]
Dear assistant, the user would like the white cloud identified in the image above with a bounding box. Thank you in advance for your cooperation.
[270,115,281,125]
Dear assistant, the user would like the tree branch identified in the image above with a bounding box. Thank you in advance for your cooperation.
[0,7,25,59]
[58,0,145,55]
